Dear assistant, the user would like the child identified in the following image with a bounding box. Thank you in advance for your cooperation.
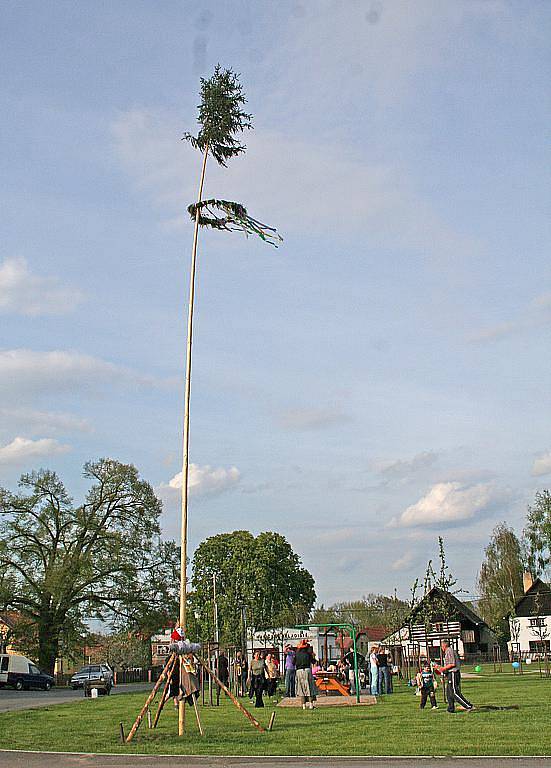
[416,662,438,710]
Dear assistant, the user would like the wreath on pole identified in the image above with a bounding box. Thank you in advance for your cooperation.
[187,198,282,246]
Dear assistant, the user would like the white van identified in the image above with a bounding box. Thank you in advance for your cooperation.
[0,654,54,691]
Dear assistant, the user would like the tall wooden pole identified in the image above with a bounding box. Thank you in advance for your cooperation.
[179,144,209,737]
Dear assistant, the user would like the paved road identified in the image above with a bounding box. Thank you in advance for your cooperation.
[0,683,153,713]
[0,753,550,768]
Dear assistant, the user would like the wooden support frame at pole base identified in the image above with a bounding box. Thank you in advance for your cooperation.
[126,650,263,745]
[152,653,177,728]
[126,653,176,743]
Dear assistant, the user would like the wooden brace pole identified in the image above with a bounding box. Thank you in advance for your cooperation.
[191,695,204,736]
[126,653,176,743]
[153,653,177,728]
[196,656,265,733]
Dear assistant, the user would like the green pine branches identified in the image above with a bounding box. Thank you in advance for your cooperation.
[183,64,253,166]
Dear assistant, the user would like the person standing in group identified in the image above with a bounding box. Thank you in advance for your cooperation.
[284,644,296,698]
[377,646,391,694]
[369,645,379,695]
[348,662,356,695]
[295,638,317,710]
[217,650,229,690]
[265,653,279,699]
[248,650,267,708]
[434,640,474,713]
[337,657,348,685]
[240,652,249,696]
[234,650,246,697]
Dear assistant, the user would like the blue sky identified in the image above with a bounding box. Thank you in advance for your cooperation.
[1,0,550,605]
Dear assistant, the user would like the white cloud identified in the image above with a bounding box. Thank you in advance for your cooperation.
[467,322,518,344]
[314,527,359,545]
[468,290,551,344]
[0,349,171,396]
[0,407,91,435]
[0,436,70,465]
[390,481,496,528]
[391,552,414,572]
[159,463,241,500]
[279,407,348,431]
[532,452,551,477]
[374,451,438,483]
[0,257,82,316]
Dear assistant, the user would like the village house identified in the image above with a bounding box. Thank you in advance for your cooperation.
[509,574,551,658]
[383,586,497,664]
[336,626,388,658]
[151,627,174,667]
[0,613,19,654]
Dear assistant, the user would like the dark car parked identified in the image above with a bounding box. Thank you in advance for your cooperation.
[0,653,55,691]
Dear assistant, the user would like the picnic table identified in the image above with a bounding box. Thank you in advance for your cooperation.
[314,671,350,696]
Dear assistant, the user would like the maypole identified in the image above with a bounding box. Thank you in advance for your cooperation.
[178,144,208,735]
[177,65,282,736]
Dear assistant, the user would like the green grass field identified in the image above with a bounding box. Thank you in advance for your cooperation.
[0,669,549,756]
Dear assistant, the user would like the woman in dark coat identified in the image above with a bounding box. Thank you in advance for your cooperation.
[248,650,267,708]
[295,639,317,710]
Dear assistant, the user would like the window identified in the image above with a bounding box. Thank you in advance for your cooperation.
[0,656,8,672]
[529,618,546,628]
[529,640,550,653]
[29,664,40,675]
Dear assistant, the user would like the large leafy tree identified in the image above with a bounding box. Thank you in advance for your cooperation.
[189,531,315,645]
[0,459,179,673]
[102,632,152,671]
[477,522,525,641]
[524,489,551,577]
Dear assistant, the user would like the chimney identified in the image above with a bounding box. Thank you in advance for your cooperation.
[523,572,534,593]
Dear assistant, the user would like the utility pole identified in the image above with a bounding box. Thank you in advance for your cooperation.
[213,573,220,706]
[213,573,219,645]
[240,604,247,654]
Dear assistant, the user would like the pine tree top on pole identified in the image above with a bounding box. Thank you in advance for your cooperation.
[183,64,253,166]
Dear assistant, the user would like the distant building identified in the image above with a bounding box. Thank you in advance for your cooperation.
[0,613,19,654]
[336,626,388,658]
[151,627,177,667]
[509,574,551,657]
[383,586,497,663]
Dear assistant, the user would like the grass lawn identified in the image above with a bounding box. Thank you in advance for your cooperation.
[0,669,549,756]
